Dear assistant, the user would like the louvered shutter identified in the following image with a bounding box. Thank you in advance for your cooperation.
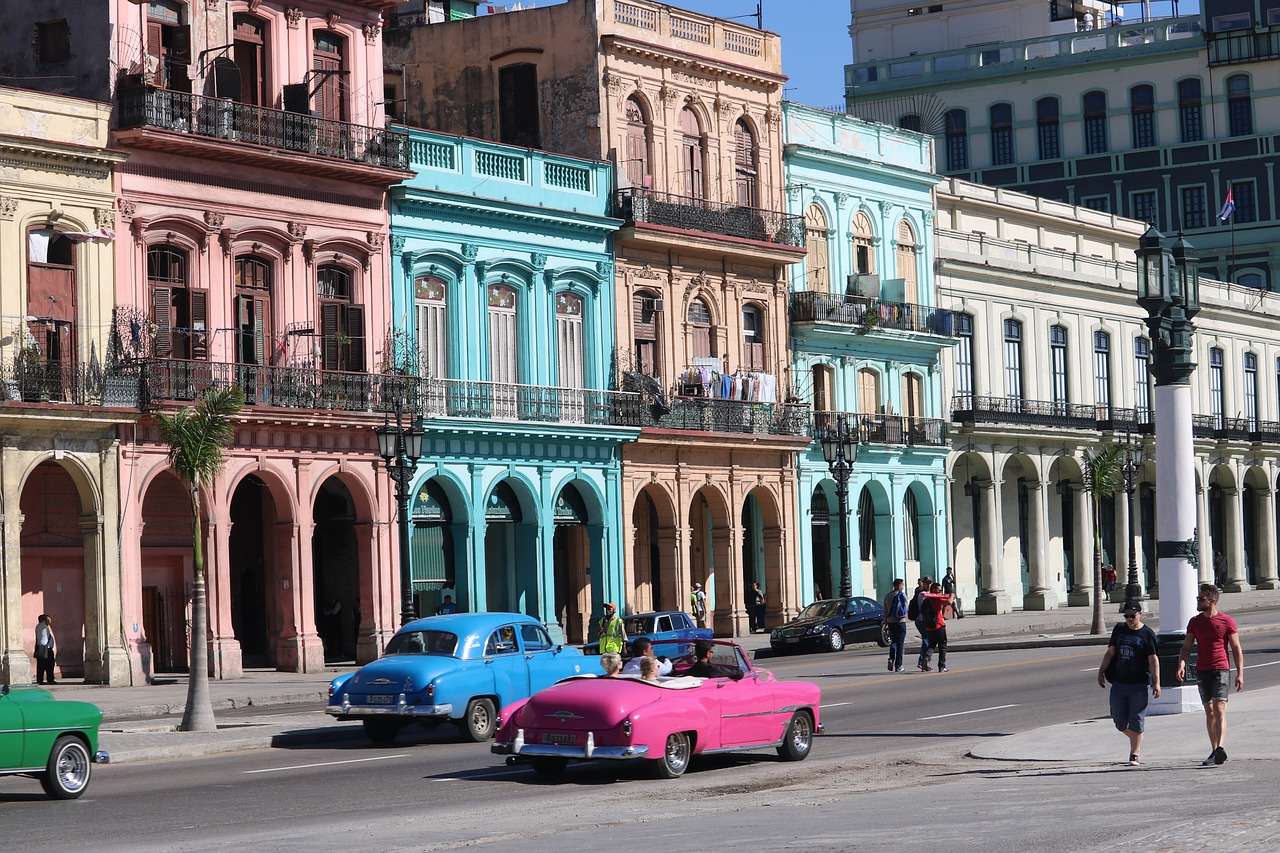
[152,286,172,357]
[253,297,266,365]
[190,290,208,359]
[321,303,340,370]
[344,304,365,372]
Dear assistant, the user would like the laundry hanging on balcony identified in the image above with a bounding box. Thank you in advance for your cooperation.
[679,366,777,403]
[27,227,114,263]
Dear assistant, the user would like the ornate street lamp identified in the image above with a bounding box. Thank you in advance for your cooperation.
[1119,432,1143,612]
[1136,226,1201,714]
[819,413,860,599]
[376,398,426,626]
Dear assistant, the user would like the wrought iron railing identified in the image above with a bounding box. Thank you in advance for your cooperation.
[1253,420,1280,443]
[952,395,1102,430]
[1208,29,1280,66]
[646,396,809,436]
[612,188,805,248]
[0,360,139,407]
[1216,416,1253,441]
[1096,405,1155,434]
[116,86,410,171]
[813,411,948,447]
[1193,414,1219,438]
[789,291,958,336]
[415,377,643,427]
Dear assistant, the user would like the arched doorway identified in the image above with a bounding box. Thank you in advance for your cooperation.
[856,482,891,599]
[809,485,834,602]
[904,482,938,583]
[631,485,675,613]
[20,461,90,680]
[410,478,460,618]
[743,487,785,628]
[483,480,536,616]
[1000,455,1038,600]
[552,483,592,644]
[312,477,359,663]
[949,451,993,600]
[689,486,730,634]
[139,470,194,674]
[1048,455,1084,597]
[1207,465,1235,587]
[229,475,279,668]
[1243,466,1269,588]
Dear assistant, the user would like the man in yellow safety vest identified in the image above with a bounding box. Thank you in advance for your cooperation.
[598,602,627,655]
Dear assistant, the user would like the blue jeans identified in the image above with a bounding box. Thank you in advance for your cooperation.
[887,622,907,669]
[916,620,932,665]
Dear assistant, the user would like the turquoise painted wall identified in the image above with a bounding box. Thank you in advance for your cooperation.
[783,103,952,604]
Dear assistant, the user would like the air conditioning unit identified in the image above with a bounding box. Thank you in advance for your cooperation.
[650,297,664,313]
[846,273,880,299]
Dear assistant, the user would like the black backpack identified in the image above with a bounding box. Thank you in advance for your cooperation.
[907,592,920,622]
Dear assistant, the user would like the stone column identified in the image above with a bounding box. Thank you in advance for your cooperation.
[1068,484,1095,606]
[1,505,31,685]
[976,479,1011,614]
[1024,480,1056,610]
[711,527,738,636]
[1221,487,1251,592]
[1196,483,1213,584]
[207,515,243,680]
[1257,487,1280,589]
[1109,487,1130,603]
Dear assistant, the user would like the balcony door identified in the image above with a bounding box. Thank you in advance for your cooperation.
[149,245,205,362]
[318,265,364,372]
[902,372,923,420]
[741,304,765,372]
[26,227,76,371]
[312,31,347,121]
[895,220,918,305]
[679,107,705,200]
[487,285,519,418]
[733,119,758,208]
[233,15,267,106]
[146,0,191,92]
[624,98,652,189]
[556,293,585,422]
[857,368,880,415]
[687,297,715,361]
[632,291,660,378]
[234,256,272,366]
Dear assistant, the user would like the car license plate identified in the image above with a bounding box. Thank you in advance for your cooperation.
[784,637,800,643]
[542,732,578,746]
[367,695,394,705]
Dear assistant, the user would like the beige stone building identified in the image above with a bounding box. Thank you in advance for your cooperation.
[387,0,810,633]
[0,86,134,685]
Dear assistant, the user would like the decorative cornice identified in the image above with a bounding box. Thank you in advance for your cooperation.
[363,22,381,45]
[366,230,384,252]
[93,207,115,229]
[203,210,225,229]
[0,196,16,220]
[531,252,547,270]
[326,11,341,29]
[461,243,478,262]
[117,198,137,221]
[390,234,407,254]
[284,7,303,28]
[0,139,119,181]
[287,221,308,240]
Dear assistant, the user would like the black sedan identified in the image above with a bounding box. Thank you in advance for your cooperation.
[769,597,889,654]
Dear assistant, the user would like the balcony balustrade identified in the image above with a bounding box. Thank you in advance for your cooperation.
[116,86,409,172]
[645,395,809,436]
[0,360,138,408]
[953,395,1116,430]
[1208,28,1280,66]
[813,411,948,447]
[612,188,804,248]
[789,291,958,336]
[416,377,643,427]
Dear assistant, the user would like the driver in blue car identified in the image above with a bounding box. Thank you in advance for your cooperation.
[622,637,673,677]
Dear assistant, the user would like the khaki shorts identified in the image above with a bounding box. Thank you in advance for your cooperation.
[1197,669,1231,704]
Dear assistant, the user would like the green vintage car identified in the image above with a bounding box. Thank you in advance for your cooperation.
[0,684,109,799]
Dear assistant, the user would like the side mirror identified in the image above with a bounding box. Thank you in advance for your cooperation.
[730,670,745,682]
[0,683,8,696]
[555,644,564,654]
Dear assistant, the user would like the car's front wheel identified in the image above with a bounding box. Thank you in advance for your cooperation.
[652,731,692,779]
[40,736,91,800]
[460,697,497,742]
[827,629,845,652]
[776,711,814,762]
[362,718,403,745]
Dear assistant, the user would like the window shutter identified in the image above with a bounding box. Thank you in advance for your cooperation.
[152,286,172,357]
[344,303,365,372]
[253,297,267,365]
[189,290,208,359]
[321,302,341,370]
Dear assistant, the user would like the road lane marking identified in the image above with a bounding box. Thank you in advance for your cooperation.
[916,704,1020,721]
[243,754,410,775]
[821,702,852,709]
[1244,660,1280,670]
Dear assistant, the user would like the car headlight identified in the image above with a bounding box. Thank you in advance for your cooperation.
[622,719,633,737]
[810,624,828,634]
[425,682,435,700]
[328,682,337,698]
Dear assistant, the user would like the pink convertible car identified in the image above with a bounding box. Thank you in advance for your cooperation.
[491,641,821,779]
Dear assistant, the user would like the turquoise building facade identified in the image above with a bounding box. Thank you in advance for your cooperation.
[783,103,956,603]
[390,128,640,644]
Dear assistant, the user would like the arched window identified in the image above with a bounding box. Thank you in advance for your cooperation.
[898,114,922,132]
[944,109,968,171]
[232,13,268,106]
[555,292,585,389]
[852,212,876,276]
[902,372,923,419]
[989,103,1013,165]
[234,256,272,365]
[1228,74,1253,136]
[858,488,875,562]
[148,245,204,360]
[1049,324,1069,408]
[623,97,652,189]
[903,490,920,562]
[632,289,661,377]
[312,30,347,122]
[687,297,714,359]
[804,204,829,292]
[1036,97,1060,160]
[1237,271,1265,290]
[1083,91,1108,154]
[415,275,448,377]
[742,303,765,371]
[734,119,758,207]
[25,225,77,367]
[679,107,705,199]
[487,284,519,385]
[318,264,363,371]
[1130,84,1156,148]
[857,367,880,414]
[1178,78,1203,143]
[895,220,918,304]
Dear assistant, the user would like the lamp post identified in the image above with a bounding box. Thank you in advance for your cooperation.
[820,414,860,599]
[375,398,426,627]
[1136,226,1202,714]
[1120,432,1143,612]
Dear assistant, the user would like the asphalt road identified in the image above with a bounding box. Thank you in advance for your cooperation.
[6,616,1280,853]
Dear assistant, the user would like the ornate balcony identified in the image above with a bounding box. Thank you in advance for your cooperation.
[647,396,809,436]
[0,360,140,408]
[789,292,958,336]
[612,188,804,250]
[415,378,643,428]
[1208,29,1280,66]
[1252,420,1280,443]
[813,411,948,447]
[115,85,410,182]
[953,395,1106,430]
[1192,415,1252,441]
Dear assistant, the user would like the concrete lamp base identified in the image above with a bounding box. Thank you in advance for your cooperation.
[1148,685,1202,716]
[1022,590,1058,611]
[974,592,1012,615]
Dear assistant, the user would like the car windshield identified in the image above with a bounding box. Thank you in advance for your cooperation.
[797,601,842,621]
[667,643,749,680]
[624,616,655,635]
[384,630,458,656]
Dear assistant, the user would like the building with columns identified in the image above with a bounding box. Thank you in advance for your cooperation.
[938,178,1280,615]
[385,0,810,636]
[0,86,133,685]
[783,103,955,604]
[389,126,639,644]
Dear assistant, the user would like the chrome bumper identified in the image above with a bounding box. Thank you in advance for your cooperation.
[94,750,110,764]
[491,729,649,760]
[325,700,453,718]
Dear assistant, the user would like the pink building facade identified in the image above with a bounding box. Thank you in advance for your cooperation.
[106,0,407,681]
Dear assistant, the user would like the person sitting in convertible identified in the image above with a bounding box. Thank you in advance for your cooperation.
[687,640,717,678]
[599,653,622,677]
[622,637,673,677]
[639,656,661,682]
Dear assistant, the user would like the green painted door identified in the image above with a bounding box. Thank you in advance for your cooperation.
[0,693,24,768]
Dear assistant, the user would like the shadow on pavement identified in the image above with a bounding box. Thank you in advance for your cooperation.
[818,731,1011,738]
[269,721,461,751]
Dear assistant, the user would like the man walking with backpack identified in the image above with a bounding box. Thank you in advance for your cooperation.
[909,577,932,671]
[920,582,955,673]
[883,578,908,673]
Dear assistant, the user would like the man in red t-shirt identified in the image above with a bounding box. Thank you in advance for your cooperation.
[920,583,955,674]
[1177,583,1244,766]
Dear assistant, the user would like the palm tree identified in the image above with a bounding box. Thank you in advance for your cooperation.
[1083,445,1124,635]
[155,386,244,732]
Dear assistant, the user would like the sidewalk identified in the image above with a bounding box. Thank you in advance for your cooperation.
[99,711,364,764]
[971,683,1280,763]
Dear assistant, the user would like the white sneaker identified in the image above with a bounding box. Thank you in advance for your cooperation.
[1201,753,1218,767]
[1128,754,1141,766]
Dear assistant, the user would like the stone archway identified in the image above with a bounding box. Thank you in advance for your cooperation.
[228,474,286,669]
[138,470,194,674]
[482,479,538,618]
[312,477,359,663]
[631,484,677,614]
[689,485,731,635]
[949,451,997,610]
[742,486,785,630]
[855,480,891,599]
[999,454,1039,602]
[551,482,597,645]
[904,480,939,583]
[1047,455,1085,600]
[808,482,837,603]
[408,477,464,621]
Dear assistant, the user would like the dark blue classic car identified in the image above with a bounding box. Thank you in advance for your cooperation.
[623,611,712,644]
[769,597,889,654]
[326,613,595,743]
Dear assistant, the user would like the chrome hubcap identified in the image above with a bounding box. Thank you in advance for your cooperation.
[831,632,842,649]
[791,716,812,754]
[665,734,689,773]
[472,704,490,734]
[56,744,89,793]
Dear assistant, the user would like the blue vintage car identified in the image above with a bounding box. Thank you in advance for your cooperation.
[623,611,712,645]
[326,613,595,744]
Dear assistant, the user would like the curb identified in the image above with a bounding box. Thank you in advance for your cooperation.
[102,722,367,764]
[100,689,329,723]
